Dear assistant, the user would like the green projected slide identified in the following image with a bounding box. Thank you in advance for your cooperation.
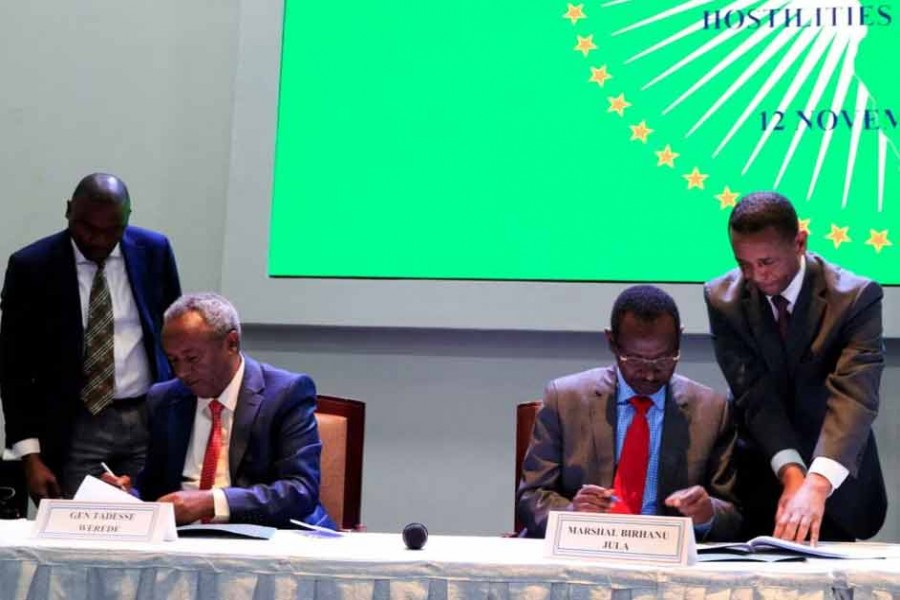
[270,1,900,283]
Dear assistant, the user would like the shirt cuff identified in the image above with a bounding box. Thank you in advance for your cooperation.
[212,488,231,522]
[809,457,849,492]
[693,513,716,540]
[11,438,41,459]
[770,449,806,478]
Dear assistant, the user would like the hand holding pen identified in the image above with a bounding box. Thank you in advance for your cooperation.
[572,484,620,513]
[99,462,133,493]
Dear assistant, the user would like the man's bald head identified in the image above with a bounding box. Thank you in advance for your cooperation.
[66,173,132,263]
[71,173,131,210]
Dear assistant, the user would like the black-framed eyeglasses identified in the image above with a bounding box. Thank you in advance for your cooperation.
[616,353,680,371]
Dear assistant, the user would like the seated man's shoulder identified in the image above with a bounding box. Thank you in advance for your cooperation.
[547,367,615,404]
[255,360,316,401]
[145,378,190,411]
[669,374,727,411]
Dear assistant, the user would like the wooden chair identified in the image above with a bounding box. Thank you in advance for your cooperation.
[315,395,365,531]
[513,400,542,533]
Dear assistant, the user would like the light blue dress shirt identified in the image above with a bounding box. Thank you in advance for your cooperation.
[614,369,665,515]
[614,369,714,536]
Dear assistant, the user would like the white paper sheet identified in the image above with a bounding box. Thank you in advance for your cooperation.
[73,475,141,503]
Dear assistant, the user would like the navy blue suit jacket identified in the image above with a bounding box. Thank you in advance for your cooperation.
[0,227,181,471]
[136,356,336,529]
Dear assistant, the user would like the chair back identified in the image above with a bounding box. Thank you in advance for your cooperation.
[315,395,365,530]
[514,400,542,532]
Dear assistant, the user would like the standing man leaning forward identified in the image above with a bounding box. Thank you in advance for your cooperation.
[0,173,181,499]
[705,191,886,544]
[517,285,741,541]
[104,293,336,529]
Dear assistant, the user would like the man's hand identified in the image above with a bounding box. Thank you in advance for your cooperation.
[21,454,61,502]
[572,484,618,513]
[774,467,830,545]
[156,490,215,524]
[664,486,714,525]
[99,472,133,493]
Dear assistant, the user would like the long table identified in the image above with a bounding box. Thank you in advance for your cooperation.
[1,519,898,599]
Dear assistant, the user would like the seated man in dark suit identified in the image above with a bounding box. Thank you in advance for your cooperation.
[103,292,335,529]
[517,285,741,541]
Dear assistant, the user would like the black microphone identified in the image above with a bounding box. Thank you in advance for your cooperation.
[402,522,428,550]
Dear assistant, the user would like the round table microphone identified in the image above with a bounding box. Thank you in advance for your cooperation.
[402,522,428,550]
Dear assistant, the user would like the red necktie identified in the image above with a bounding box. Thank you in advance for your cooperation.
[199,400,224,491]
[610,396,652,515]
[772,294,791,341]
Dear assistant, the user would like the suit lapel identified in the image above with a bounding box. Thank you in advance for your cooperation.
[120,229,152,332]
[52,232,85,357]
[229,358,264,481]
[656,381,690,512]
[785,255,827,372]
[168,387,197,491]
[589,368,618,487]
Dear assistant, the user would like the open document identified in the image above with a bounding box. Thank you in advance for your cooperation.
[698,536,887,562]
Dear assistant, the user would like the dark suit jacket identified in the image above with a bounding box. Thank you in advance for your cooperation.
[0,227,181,472]
[516,367,741,541]
[704,253,886,539]
[136,356,336,529]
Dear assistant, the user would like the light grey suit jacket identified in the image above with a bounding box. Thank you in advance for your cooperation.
[516,366,741,540]
[704,253,886,538]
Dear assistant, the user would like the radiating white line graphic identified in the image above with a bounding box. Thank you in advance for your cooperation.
[604,0,889,211]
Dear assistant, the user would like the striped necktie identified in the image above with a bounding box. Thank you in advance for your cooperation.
[81,260,115,414]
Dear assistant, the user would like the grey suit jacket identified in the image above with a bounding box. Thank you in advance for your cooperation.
[704,252,886,538]
[516,366,741,541]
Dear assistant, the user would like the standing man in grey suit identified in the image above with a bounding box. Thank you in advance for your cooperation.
[517,285,741,541]
[1,173,182,500]
[705,191,886,544]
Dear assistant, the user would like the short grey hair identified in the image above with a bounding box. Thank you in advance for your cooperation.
[164,292,242,337]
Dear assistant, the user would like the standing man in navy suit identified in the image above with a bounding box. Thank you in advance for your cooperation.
[103,293,336,529]
[0,173,182,499]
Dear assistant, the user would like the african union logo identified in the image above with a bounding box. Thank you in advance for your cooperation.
[562,0,899,282]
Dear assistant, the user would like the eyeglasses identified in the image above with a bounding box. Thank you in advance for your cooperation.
[616,353,680,371]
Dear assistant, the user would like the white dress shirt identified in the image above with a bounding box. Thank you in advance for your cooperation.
[11,241,151,459]
[181,356,245,521]
[765,255,849,492]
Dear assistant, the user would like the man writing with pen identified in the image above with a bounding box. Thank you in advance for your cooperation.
[516,285,742,541]
[102,292,335,529]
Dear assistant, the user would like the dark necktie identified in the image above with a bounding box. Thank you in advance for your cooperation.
[81,261,115,415]
[610,396,653,515]
[772,294,791,341]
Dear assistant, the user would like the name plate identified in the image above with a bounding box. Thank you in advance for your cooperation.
[34,500,176,543]
[545,511,696,565]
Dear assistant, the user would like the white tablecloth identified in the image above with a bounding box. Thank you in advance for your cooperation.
[1,519,899,599]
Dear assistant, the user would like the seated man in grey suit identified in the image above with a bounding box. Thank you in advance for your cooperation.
[103,292,335,529]
[517,285,741,540]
